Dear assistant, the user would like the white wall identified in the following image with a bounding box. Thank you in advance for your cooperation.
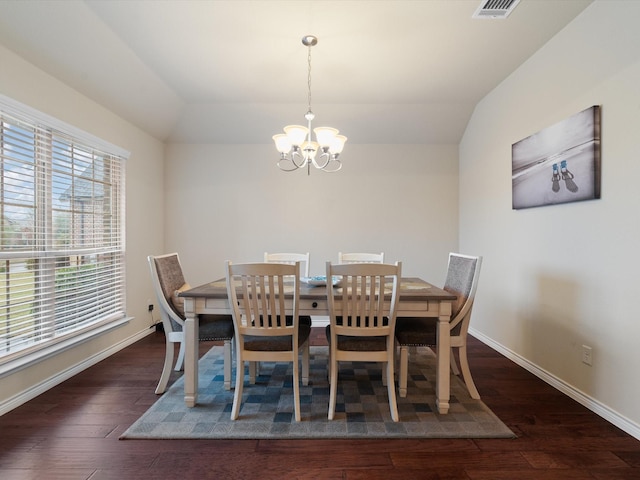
[460,0,640,436]
[0,31,459,413]
[0,44,165,409]
[164,143,459,285]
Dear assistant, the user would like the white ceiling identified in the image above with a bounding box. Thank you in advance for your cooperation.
[0,0,592,144]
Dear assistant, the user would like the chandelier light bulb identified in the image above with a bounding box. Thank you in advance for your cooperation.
[272,134,292,154]
[283,125,308,147]
[301,141,319,161]
[313,127,339,148]
[330,135,347,155]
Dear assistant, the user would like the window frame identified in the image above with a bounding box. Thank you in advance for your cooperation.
[0,94,129,378]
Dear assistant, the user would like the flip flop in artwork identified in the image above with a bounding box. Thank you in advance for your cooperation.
[560,160,578,192]
[560,160,574,179]
[552,163,561,192]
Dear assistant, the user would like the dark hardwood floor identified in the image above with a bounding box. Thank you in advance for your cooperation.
[1,328,639,479]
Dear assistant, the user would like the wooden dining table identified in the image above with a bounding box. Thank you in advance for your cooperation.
[180,277,457,414]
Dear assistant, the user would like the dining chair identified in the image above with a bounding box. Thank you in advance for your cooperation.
[264,251,312,325]
[264,252,310,277]
[226,261,311,421]
[147,253,234,394]
[338,252,384,264]
[325,261,402,422]
[262,252,313,377]
[395,253,482,399]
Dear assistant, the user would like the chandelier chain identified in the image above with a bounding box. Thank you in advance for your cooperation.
[307,44,312,112]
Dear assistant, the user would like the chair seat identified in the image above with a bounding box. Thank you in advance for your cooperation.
[395,317,437,346]
[244,324,311,351]
[325,325,387,351]
[199,314,235,341]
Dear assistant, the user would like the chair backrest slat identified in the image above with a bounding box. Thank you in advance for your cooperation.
[264,252,310,277]
[338,252,384,264]
[327,261,401,336]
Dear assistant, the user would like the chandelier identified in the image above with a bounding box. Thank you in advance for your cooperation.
[273,35,347,174]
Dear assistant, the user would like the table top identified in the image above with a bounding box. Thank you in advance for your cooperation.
[180,277,456,302]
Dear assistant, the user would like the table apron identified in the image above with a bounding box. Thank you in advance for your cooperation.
[190,297,442,317]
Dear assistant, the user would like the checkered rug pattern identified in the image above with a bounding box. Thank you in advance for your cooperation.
[120,346,515,439]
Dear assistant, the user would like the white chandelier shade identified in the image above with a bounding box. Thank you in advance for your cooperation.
[273,35,347,174]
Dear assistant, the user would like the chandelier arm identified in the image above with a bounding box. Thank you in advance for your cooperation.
[277,157,302,172]
[323,158,343,173]
[290,149,308,169]
[312,150,331,170]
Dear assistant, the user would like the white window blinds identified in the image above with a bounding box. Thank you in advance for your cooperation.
[0,96,128,361]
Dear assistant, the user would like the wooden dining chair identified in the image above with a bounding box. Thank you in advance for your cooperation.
[395,253,482,399]
[338,252,384,264]
[262,252,313,377]
[264,251,313,324]
[325,261,402,422]
[147,253,234,394]
[226,261,311,421]
[264,252,310,277]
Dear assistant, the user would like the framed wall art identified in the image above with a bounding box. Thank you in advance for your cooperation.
[512,105,601,210]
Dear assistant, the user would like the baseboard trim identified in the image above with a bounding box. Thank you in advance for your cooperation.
[0,328,154,416]
[312,316,329,328]
[469,327,640,441]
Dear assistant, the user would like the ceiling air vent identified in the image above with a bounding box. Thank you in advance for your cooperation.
[472,0,521,19]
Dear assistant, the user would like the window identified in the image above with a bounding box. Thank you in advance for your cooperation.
[0,96,128,365]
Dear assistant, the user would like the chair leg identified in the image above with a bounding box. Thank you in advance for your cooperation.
[249,361,257,384]
[398,345,409,398]
[328,346,338,420]
[450,348,461,376]
[301,340,310,386]
[231,358,245,420]
[174,339,186,371]
[155,339,175,395]
[457,345,480,399]
[223,339,232,390]
[394,341,399,376]
[292,354,301,422]
[386,359,399,422]
[382,363,387,386]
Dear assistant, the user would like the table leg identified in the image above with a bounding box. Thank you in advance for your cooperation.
[436,301,452,414]
[183,298,199,407]
[398,346,409,398]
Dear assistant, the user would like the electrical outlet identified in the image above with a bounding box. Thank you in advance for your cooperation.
[582,345,593,366]
[148,302,154,312]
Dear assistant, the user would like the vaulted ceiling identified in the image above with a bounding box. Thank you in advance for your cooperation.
[0,0,592,144]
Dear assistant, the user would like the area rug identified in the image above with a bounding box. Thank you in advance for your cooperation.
[121,346,515,439]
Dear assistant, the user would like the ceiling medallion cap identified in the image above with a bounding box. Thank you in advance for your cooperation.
[302,35,318,47]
